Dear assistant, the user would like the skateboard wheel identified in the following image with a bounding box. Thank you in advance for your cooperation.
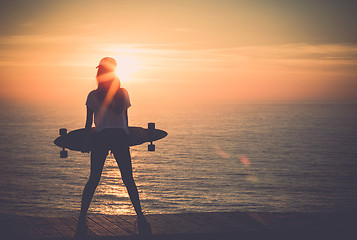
[148,144,155,151]
[60,128,67,136]
[60,149,68,158]
[148,123,155,130]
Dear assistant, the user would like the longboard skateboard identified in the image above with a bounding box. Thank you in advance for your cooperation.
[54,123,167,158]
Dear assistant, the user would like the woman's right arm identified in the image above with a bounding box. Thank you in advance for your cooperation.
[85,106,94,130]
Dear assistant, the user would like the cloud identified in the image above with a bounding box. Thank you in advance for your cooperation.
[1,31,357,78]
[18,21,36,27]
[0,34,91,45]
[168,27,193,33]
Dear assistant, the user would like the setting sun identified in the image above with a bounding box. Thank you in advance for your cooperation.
[111,54,141,82]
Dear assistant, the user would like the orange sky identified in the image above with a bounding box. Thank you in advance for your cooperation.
[1,0,357,105]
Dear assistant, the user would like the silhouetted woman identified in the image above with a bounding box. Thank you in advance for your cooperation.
[75,57,151,238]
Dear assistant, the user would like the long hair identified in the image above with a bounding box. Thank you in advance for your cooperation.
[96,64,124,115]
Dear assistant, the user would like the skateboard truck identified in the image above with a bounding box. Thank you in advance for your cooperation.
[59,128,68,158]
[148,123,155,151]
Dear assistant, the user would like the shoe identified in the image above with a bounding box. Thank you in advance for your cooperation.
[137,216,152,236]
[74,219,88,239]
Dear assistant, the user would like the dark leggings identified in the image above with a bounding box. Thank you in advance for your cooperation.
[78,129,143,221]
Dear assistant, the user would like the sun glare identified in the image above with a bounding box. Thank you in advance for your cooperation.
[114,54,140,82]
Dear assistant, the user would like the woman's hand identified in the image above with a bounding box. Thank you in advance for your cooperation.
[81,129,92,153]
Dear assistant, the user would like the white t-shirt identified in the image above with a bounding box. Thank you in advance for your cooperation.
[86,88,131,134]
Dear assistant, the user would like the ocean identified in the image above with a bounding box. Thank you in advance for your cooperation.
[0,101,356,217]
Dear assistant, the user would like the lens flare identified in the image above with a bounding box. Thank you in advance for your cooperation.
[214,146,230,159]
[240,155,250,166]
[96,78,120,125]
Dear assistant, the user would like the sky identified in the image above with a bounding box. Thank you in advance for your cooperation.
[0,0,357,105]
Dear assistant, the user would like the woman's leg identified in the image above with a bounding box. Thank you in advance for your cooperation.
[78,148,108,221]
[112,131,151,235]
[112,147,143,216]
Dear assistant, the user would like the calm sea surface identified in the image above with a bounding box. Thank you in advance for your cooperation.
[0,101,356,217]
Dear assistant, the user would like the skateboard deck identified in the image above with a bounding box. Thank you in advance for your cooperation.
[54,123,167,158]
